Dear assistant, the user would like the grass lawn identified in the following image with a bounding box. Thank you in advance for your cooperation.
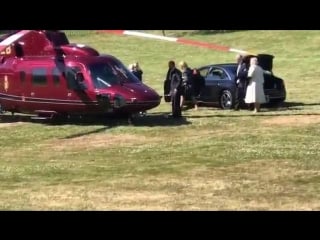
[0,30,319,210]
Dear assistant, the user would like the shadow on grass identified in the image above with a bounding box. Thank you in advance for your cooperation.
[63,126,112,139]
[0,112,191,128]
[188,112,320,119]
[60,113,191,139]
[1,101,318,126]
[131,113,191,127]
[261,101,320,111]
[186,101,320,119]
[187,101,319,112]
[280,101,320,108]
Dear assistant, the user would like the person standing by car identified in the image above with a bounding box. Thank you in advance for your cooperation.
[191,68,205,110]
[129,62,146,116]
[245,57,266,113]
[132,62,143,82]
[234,54,248,110]
[167,60,183,118]
[129,62,143,82]
[179,61,194,109]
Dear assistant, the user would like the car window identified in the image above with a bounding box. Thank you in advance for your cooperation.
[208,67,228,80]
[199,67,210,77]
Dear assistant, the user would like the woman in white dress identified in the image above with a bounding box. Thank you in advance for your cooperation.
[244,57,266,112]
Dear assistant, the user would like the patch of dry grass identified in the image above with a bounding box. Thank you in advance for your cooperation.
[2,160,319,210]
[49,134,162,151]
[0,122,26,128]
[262,115,320,126]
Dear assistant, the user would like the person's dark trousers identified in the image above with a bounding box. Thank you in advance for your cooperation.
[171,90,182,117]
[234,83,246,110]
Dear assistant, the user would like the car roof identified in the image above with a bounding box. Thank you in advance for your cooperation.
[198,63,237,69]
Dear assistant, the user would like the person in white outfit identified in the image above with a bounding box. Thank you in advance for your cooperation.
[244,57,266,112]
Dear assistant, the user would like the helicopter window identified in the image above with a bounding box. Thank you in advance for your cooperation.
[89,63,119,88]
[112,59,140,84]
[20,71,26,84]
[89,61,139,89]
[32,68,47,86]
[52,68,61,86]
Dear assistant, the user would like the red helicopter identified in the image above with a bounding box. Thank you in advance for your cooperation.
[0,30,161,119]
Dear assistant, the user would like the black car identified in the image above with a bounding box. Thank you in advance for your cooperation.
[164,54,286,109]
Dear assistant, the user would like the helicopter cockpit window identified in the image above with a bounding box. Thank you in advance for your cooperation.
[89,60,140,89]
[89,63,118,88]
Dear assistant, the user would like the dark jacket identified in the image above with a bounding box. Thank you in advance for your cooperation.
[235,63,248,87]
[132,69,143,82]
[192,69,205,96]
[170,68,182,94]
[182,67,193,86]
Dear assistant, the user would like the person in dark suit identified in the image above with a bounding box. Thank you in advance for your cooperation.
[132,62,143,82]
[192,68,205,110]
[129,62,143,82]
[234,54,248,110]
[179,61,194,109]
[167,60,183,118]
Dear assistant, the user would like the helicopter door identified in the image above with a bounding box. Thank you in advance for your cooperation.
[65,66,85,92]
[64,66,92,111]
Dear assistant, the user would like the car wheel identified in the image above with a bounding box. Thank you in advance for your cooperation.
[219,90,233,109]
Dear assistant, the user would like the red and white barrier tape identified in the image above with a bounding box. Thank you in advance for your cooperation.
[97,30,251,55]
